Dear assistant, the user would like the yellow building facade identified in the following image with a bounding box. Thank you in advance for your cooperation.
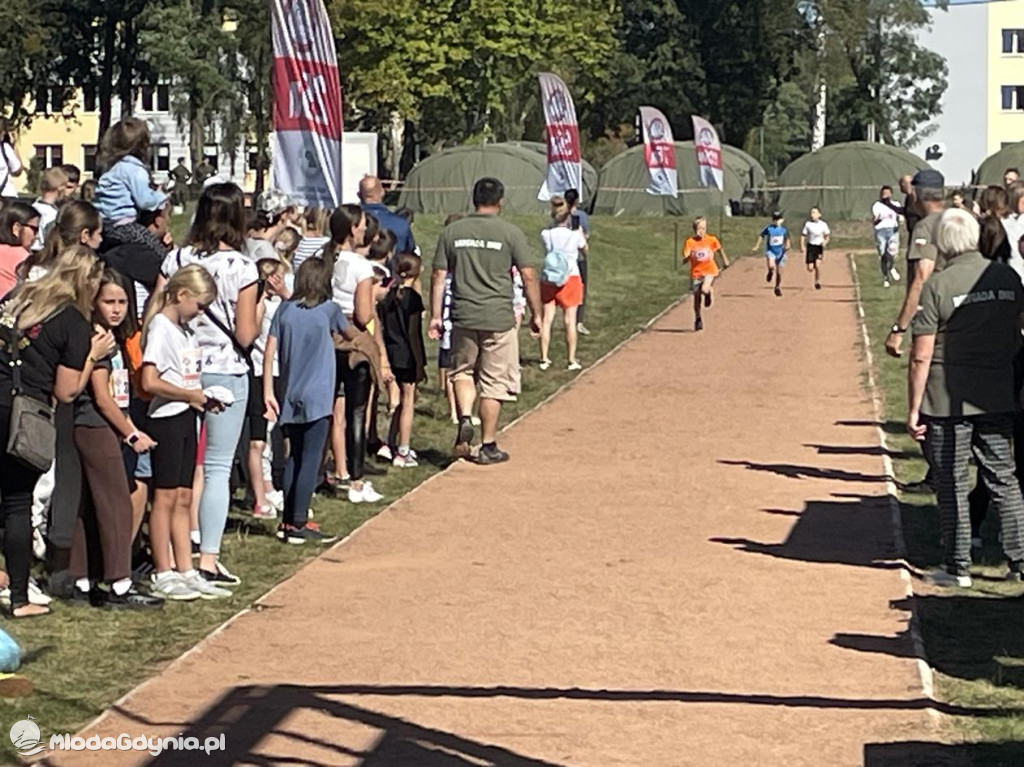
[988,0,1024,153]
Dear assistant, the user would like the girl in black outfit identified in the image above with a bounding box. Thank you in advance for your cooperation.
[0,247,112,618]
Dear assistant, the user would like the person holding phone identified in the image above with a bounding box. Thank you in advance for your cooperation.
[0,119,24,199]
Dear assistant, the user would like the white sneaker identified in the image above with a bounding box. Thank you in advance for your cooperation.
[927,569,972,588]
[150,572,201,601]
[883,280,891,289]
[393,453,419,468]
[376,445,393,462]
[181,570,232,599]
[0,578,52,607]
[470,416,481,427]
[567,360,582,372]
[348,481,384,504]
[539,360,552,371]
[577,323,591,336]
[266,489,284,511]
[890,268,901,282]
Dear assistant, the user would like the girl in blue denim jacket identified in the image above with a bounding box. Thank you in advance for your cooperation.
[94,118,168,251]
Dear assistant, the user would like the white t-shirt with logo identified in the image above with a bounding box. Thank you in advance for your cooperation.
[161,246,258,376]
[143,313,202,418]
[541,226,586,278]
[802,220,831,246]
[871,201,900,230]
[331,250,376,316]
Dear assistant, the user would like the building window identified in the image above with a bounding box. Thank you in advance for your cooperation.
[82,145,98,174]
[203,145,219,172]
[35,87,50,115]
[82,87,98,113]
[1003,29,1024,54]
[151,143,171,172]
[140,82,171,112]
[1002,85,1024,111]
[34,145,63,168]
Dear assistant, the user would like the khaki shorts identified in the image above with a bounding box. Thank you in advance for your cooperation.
[451,326,520,402]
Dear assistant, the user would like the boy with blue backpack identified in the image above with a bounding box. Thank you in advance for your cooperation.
[539,196,588,371]
[752,211,791,297]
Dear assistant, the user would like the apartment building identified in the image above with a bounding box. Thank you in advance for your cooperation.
[918,0,1024,185]
[12,84,252,194]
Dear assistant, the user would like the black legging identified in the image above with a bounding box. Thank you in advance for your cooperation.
[0,405,43,608]
[338,351,372,481]
[577,258,589,324]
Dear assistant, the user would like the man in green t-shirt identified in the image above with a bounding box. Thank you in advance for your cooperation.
[907,208,1024,588]
[430,177,542,465]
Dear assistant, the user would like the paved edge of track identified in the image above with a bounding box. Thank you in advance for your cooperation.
[848,251,939,725]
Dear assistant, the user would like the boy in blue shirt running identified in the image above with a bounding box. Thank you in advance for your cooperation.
[751,211,791,297]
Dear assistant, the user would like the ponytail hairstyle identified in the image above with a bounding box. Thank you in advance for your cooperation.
[141,265,217,350]
[20,200,102,278]
[549,195,571,226]
[291,257,333,308]
[367,228,396,263]
[94,267,139,345]
[3,246,102,331]
[322,204,364,267]
[382,252,422,313]
[273,226,301,269]
[186,182,248,255]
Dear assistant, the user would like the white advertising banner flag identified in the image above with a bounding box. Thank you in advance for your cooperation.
[271,0,342,207]
[691,115,724,192]
[537,72,582,200]
[640,106,677,196]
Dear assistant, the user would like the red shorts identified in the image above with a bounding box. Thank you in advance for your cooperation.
[541,275,584,309]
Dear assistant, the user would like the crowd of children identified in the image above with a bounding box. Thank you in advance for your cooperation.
[0,118,441,613]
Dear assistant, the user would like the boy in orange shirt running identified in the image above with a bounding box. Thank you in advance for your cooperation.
[683,217,730,331]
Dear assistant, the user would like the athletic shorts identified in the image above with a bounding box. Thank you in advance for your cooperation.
[451,326,519,402]
[438,348,453,370]
[691,274,716,293]
[541,275,584,309]
[147,408,198,489]
[805,244,824,264]
[766,251,787,265]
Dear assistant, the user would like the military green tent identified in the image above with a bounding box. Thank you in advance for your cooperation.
[592,141,747,217]
[974,141,1024,188]
[722,145,768,193]
[397,143,597,215]
[776,142,930,220]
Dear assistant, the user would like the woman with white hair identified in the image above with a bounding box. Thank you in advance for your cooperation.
[907,208,1024,588]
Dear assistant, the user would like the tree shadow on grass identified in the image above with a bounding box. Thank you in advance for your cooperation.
[710,494,903,570]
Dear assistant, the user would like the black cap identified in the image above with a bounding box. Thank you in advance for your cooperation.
[912,169,944,189]
[772,210,784,219]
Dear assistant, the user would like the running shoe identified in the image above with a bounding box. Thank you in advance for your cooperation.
[150,572,201,602]
[279,523,339,545]
[392,453,419,468]
[883,280,891,289]
[471,416,481,427]
[774,286,782,297]
[891,268,901,282]
[104,586,165,611]
[539,359,552,371]
[766,268,774,283]
[182,570,232,599]
[251,504,277,520]
[476,444,510,465]
[814,282,821,290]
[376,445,394,462]
[927,568,972,588]
[703,291,713,308]
[454,417,474,459]
[576,323,591,336]
[348,481,384,504]
[694,317,703,332]
[567,360,582,372]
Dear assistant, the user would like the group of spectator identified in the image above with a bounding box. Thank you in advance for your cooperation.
[881,167,1024,588]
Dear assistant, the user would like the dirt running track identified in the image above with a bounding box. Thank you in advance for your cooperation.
[43,257,931,766]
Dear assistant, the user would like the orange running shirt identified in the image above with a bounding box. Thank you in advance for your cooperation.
[683,235,722,279]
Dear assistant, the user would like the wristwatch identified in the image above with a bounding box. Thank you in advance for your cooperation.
[124,431,140,446]
[891,324,907,335]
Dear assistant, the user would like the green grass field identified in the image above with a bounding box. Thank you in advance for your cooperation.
[853,252,1024,760]
[0,213,780,761]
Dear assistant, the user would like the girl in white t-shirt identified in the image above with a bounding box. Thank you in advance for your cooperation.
[155,183,259,592]
[0,121,24,199]
[324,204,388,504]
[140,264,218,602]
[539,197,588,372]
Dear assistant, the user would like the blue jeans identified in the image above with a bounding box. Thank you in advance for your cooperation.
[198,373,249,556]
[875,227,898,278]
[282,418,330,528]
